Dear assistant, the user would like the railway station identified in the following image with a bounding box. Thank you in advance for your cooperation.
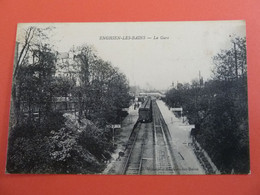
[104,96,219,175]
[6,22,249,176]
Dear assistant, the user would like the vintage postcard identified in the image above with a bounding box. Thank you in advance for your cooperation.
[6,21,249,174]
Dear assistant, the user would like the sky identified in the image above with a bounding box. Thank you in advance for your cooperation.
[16,21,246,90]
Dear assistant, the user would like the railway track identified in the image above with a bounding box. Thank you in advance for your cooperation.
[120,99,215,175]
[121,122,154,175]
[121,100,178,175]
[152,100,179,174]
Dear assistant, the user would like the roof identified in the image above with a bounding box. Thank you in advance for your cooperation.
[58,52,69,59]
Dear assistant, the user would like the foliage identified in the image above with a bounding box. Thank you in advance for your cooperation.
[7,112,109,174]
[72,46,131,126]
[213,37,247,80]
[6,112,63,173]
[7,26,131,174]
[11,26,55,126]
[165,36,249,174]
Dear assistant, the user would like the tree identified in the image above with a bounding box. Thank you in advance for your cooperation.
[213,37,247,81]
[17,44,57,124]
[70,44,131,126]
[11,26,54,125]
[73,44,97,119]
[164,36,249,173]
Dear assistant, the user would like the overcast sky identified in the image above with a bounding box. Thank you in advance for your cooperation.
[17,21,246,90]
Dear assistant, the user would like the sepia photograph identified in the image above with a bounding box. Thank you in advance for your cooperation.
[6,21,249,175]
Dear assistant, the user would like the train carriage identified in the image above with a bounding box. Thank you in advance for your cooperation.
[138,97,152,122]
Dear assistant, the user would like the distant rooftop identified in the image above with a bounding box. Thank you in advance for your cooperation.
[57,52,69,59]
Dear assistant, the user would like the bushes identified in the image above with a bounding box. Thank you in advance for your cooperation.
[6,110,115,174]
[6,111,63,173]
[8,26,131,174]
[165,77,249,174]
[6,127,52,173]
[48,126,105,174]
[165,35,249,174]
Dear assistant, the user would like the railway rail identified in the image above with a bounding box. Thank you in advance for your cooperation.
[152,100,179,174]
[121,100,179,175]
[121,122,154,175]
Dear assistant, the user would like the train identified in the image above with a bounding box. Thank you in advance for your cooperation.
[138,97,152,122]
